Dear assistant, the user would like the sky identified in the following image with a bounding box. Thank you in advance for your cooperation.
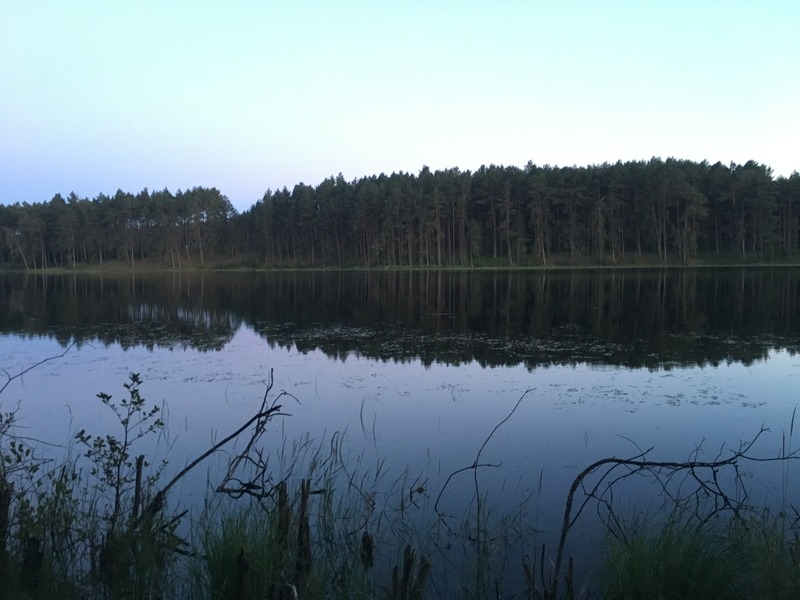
[2,1,798,213]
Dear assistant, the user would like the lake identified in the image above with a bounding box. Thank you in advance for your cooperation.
[2,268,800,583]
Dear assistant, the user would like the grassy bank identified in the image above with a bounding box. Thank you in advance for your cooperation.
[4,250,800,275]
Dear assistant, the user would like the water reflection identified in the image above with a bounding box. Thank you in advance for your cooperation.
[1,268,799,367]
[2,269,799,593]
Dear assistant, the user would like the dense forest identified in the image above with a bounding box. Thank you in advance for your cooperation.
[2,158,799,269]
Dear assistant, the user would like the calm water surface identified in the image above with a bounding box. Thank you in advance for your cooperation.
[2,268,800,573]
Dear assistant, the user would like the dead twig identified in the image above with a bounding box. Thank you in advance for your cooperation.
[1,343,75,397]
[434,388,533,537]
[143,368,290,518]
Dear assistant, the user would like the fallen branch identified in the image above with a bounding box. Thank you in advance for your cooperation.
[144,368,292,516]
[543,426,800,600]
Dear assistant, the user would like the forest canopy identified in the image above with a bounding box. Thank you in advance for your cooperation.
[1,158,799,269]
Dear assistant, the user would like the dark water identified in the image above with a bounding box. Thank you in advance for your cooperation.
[2,268,800,586]
[3,267,800,367]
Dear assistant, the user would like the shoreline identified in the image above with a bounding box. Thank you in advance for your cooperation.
[3,256,800,276]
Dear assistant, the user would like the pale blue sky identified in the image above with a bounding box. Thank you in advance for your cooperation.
[2,1,798,212]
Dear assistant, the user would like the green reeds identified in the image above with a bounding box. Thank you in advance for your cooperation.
[600,507,800,600]
[602,509,740,600]
[192,436,436,600]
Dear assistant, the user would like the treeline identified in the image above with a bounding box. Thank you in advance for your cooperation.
[2,158,799,269]
[0,187,236,269]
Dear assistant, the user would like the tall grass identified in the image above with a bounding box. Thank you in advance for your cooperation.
[601,505,800,600]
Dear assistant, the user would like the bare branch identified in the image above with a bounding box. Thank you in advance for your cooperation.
[1,343,75,397]
[544,425,800,600]
[143,368,290,517]
[434,388,532,542]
